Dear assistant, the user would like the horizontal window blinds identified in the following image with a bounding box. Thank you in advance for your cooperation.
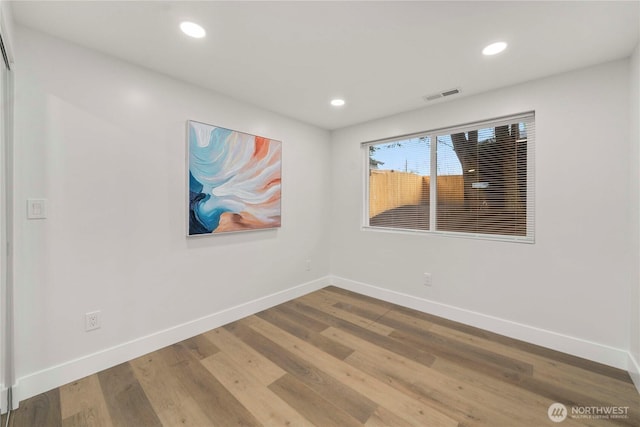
[365,113,535,242]
[368,137,431,231]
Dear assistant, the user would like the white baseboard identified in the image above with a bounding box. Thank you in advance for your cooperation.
[1,386,6,414]
[330,275,629,370]
[13,276,330,405]
[629,352,640,394]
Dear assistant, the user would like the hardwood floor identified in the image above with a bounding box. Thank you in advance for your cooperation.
[2,286,639,426]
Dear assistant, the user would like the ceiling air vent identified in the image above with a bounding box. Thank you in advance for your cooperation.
[423,88,460,102]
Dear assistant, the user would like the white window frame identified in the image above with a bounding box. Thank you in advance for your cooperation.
[363,112,535,243]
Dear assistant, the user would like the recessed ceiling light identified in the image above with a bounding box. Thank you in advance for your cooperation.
[180,21,206,39]
[482,41,507,56]
[330,99,345,107]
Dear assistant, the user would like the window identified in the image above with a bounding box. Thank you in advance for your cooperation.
[365,112,534,242]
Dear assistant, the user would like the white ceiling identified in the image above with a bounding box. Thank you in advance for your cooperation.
[10,1,640,130]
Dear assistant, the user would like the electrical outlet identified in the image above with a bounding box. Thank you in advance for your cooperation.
[27,198,47,219]
[305,259,312,271]
[85,310,101,331]
[423,273,432,287]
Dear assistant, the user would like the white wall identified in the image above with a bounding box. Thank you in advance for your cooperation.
[630,42,640,391]
[0,0,15,412]
[13,26,331,400]
[330,59,633,367]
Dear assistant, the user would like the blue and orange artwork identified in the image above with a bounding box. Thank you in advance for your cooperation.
[188,121,282,235]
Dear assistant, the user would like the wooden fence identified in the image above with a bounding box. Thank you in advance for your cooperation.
[369,171,464,218]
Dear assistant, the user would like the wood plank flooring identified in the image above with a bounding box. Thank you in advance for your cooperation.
[2,286,639,426]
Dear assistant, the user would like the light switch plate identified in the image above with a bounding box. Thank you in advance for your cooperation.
[27,198,47,219]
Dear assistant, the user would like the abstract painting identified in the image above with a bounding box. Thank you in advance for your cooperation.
[188,120,282,235]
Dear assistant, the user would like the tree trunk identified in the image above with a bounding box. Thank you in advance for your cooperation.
[451,130,478,211]
[496,124,520,213]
